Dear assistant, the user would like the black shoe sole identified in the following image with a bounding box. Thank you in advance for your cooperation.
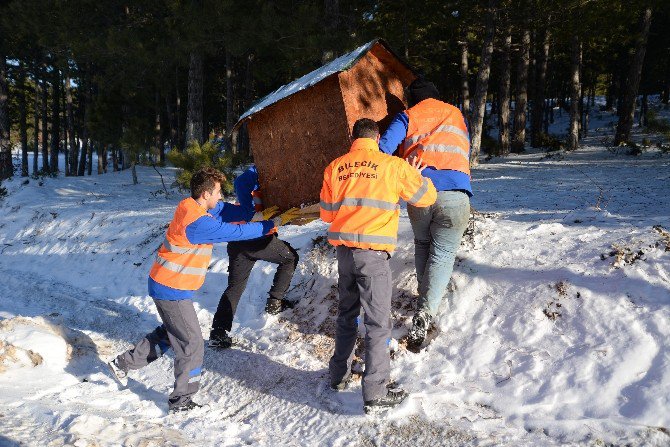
[363,399,407,414]
[169,405,201,413]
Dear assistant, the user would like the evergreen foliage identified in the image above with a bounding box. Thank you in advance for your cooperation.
[0,0,669,180]
[167,140,238,194]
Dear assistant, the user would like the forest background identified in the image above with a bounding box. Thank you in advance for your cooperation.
[0,0,669,185]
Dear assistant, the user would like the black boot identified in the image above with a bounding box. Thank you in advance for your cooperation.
[364,388,408,413]
[208,329,233,349]
[265,297,296,315]
[169,398,202,413]
[407,310,432,350]
[330,373,352,391]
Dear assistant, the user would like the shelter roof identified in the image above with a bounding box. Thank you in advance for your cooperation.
[236,39,413,126]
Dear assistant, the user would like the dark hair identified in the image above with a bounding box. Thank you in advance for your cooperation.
[408,77,440,106]
[352,118,379,139]
[190,167,226,199]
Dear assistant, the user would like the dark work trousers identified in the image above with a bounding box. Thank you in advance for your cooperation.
[329,245,392,402]
[117,298,204,410]
[211,234,299,333]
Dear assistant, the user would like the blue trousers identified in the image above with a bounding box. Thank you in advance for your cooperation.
[407,190,470,317]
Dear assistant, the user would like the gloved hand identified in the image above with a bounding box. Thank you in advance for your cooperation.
[271,207,302,226]
[251,205,280,222]
[262,205,280,219]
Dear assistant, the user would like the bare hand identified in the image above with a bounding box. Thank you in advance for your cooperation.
[409,155,427,173]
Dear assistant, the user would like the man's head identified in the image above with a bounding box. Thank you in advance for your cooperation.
[352,118,380,140]
[408,77,440,106]
[191,167,226,208]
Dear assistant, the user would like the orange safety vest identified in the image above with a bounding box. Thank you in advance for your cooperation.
[149,198,214,291]
[402,98,471,175]
[320,138,437,252]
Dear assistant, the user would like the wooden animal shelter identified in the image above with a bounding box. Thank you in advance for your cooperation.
[234,39,416,210]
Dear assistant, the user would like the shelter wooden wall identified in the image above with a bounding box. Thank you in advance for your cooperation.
[247,42,416,210]
[247,76,350,209]
[339,43,415,135]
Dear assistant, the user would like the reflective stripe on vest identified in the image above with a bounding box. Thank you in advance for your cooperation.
[403,124,470,149]
[162,238,213,256]
[403,99,471,175]
[320,197,400,212]
[154,256,208,276]
[328,232,397,245]
[407,178,431,205]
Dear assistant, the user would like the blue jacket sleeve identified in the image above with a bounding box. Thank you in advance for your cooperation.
[185,215,273,244]
[234,166,259,220]
[379,112,409,155]
[216,202,251,223]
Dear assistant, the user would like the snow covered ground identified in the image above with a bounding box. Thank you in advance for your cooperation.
[1,111,669,446]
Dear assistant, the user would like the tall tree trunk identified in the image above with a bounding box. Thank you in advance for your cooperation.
[616,61,627,117]
[78,138,88,176]
[615,7,652,145]
[606,73,616,110]
[155,89,164,165]
[78,72,90,176]
[175,66,182,150]
[531,27,551,147]
[97,143,104,174]
[62,78,68,176]
[111,146,118,172]
[65,75,77,175]
[17,64,28,177]
[50,69,61,173]
[469,0,498,166]
[322,0,339,63]
[458,39,470,121]
[568,35,582,151]
[512,28,530,153]
[244,53,254,112]
[225,50,234,138]
[0,53,11,180]
[403,2,409,60]
[41,76,49,173]
[186,50,204,145]
[663,55,670,104]
[33,79,39,175]
[131,160,137,184]
[86,139,92,175]
[639,93,648,127]
[166,91,176,149]
[498,17,512,155]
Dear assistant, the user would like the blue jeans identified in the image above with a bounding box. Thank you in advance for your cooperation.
[407,191,470,317]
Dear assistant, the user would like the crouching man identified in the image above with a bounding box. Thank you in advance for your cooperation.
[320,118,437,413]
[209,165,300,349]
[108,167,277,413]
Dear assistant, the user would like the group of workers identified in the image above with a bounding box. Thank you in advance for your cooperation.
[108,77,472,415]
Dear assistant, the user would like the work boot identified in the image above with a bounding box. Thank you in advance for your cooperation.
[208,329,233,350]
[169,398,202,414]
[265,298,296,315]
[107,357,128,387]
[330,373,352,391]
[407,310,432,349]
[363,388,408,413]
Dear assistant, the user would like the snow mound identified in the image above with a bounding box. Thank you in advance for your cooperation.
[60,413,193,447]
[0,316,97,372]
[0,339,42,372]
